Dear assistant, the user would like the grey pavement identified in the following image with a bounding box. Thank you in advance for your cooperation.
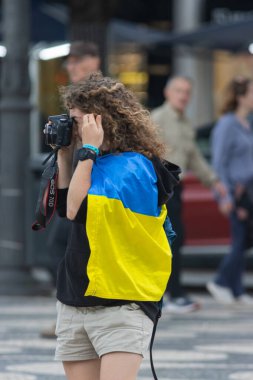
[0,294,253,380]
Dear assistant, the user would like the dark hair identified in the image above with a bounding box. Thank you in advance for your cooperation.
[68,41,100,58]
[220,77,252,114]
[60,72,165,159]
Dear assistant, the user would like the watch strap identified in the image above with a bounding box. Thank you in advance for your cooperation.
[78,147,97,162]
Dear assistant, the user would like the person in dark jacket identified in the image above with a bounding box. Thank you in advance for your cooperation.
[46,41,101,283]
[54,72,180,380]
[41,41,101,338]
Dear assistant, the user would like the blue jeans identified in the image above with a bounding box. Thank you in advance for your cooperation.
[215,211,248,297]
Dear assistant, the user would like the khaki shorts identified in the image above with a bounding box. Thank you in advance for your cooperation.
[55,301,154,361]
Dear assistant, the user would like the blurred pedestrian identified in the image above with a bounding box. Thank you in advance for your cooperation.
[207,77,253,305]
[151,75,227,314]
[54,72,180,380]
[65,41,100,84]
[41,41,101,338]
[47,41,101,274]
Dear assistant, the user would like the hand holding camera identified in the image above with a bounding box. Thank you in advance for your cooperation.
[44,114,73,147]
[33,114,73,231]
[82,114,104,148]
[44,114,77,165]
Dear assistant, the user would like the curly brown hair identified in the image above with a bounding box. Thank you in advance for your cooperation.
[59,72,165,159]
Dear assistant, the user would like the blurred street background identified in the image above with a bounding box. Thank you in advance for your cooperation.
[0,0,253,379]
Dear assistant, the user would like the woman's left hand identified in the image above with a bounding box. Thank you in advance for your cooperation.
[219,200,233,217]
[82,114,104,148]
[213,180,228,198]
[236,207,249,220]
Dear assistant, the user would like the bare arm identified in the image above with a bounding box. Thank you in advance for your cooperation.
[66,160,93,220]
[188,141,217,187]
[67,114,104,220]
[188,138,229,205]
[57,148,74,189]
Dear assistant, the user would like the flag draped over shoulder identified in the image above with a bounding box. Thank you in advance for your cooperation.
[85,152,172,301]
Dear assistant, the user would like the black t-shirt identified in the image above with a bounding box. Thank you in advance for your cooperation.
[56,155,180,322]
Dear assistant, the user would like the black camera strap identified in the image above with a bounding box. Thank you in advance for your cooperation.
[32,150,59,231]
[149,308,161,380]
[42,146,60,165]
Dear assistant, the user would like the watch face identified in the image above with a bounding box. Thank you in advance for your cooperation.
[78,148,96,161]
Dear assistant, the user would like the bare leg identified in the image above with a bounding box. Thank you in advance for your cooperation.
[63,359,100,380]
[100,352,142,380]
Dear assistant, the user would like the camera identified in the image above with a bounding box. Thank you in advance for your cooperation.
[44,114,73,147]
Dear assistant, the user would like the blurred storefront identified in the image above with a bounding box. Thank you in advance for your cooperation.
[2,0,253,145]
[28,0,253,147]
[205,0,253,118]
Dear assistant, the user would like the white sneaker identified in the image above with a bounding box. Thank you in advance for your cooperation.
[206,281,234,304]
[163,297,201,314]
[237,294,253,305]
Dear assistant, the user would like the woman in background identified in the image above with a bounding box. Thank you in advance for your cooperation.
[207,77,253,305]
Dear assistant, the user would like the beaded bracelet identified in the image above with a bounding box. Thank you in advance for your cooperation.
[83,144,99,156]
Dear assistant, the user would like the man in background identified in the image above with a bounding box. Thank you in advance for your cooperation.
[151,76,226,314]
[41,41,100,337]
[65,41,100,84]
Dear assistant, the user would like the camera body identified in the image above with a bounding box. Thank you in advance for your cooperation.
[44,114,73,147]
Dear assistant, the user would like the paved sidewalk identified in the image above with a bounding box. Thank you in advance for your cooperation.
[0,294,253,380]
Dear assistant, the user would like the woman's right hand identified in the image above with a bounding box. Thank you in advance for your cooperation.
[218,200,233,217]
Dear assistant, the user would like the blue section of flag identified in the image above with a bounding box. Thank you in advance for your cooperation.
[88,152,160,216]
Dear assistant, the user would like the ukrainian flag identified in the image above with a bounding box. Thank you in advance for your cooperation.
[85,152,172,301]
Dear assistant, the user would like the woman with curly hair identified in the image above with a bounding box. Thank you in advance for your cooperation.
[54,72,180,380]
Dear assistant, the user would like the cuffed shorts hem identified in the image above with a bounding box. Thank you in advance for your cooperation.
[98,347,145,358]
[54,354,98,362]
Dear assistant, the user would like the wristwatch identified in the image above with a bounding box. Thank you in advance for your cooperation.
[77,148,97,162]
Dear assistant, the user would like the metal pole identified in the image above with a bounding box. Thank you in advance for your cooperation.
[173,0,214,127]
[0,0,39,294]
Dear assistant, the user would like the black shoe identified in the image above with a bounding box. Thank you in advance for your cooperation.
[40,324,56,339]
